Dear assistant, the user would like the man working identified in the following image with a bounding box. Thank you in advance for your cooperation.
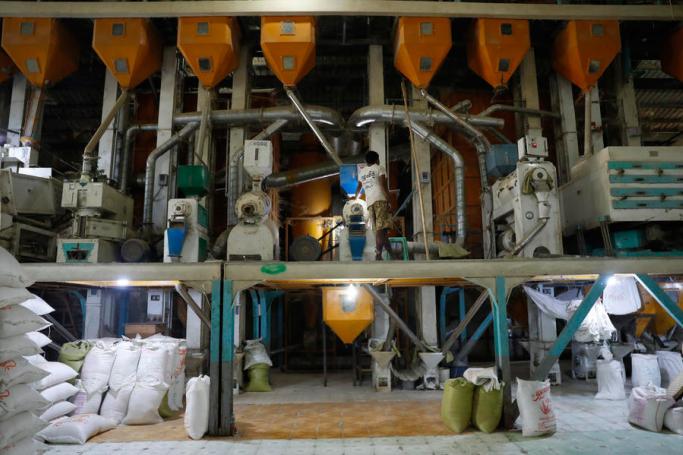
[354,150,394,260]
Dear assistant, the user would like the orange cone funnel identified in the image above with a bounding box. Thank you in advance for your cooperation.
[467,19,530,90]
[552,20,621,92]
[662,28,683,82]
[1,18,79,87]
[177,17,241,89]
[260,16,316,86]
[323,286,374,344]
[394,17,452,89]
[92,18,162,89]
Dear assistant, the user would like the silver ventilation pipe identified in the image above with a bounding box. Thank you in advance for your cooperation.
[120,123,157,192]
[347,105,503,130]
[142,122,199,237]
[408,121,466,247]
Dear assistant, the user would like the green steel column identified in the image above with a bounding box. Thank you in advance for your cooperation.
[532,274,610,381]
[492,276,513,429]
[208,279,222,436]
[636,274,683,328]
[221,280,234,436]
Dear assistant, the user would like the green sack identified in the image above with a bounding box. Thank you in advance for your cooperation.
[472,384,503,433]
[245,363,272,392]
[159,391,182,419]
[440,377,474,433]
[58,341,92,373]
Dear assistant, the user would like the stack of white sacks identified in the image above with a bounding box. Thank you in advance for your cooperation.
[0,247,54,453]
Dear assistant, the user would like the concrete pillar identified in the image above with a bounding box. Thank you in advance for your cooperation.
[550,73,579,184]
[518,49,542,136]
[84,289,104,339]
[6,74,27,146]
[614,56,641,146]
[153,47,182,233]
[409,85,438,347]
[227,46,251,226]
[368,45,387,170]
[98,71,122,179]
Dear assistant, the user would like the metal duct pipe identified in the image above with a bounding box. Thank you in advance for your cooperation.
[120,123,157,192]
[174,105,345,131]
[263,160,340,191]
[478,104,560,119]
[142,122,199,237]
[408,121,466,246]
[583,89,593,157]
[195,92,212,164]
[81,89,129,183]
[175,283,211,330]
[347,105,504,130]
[285,87,343,166]
[362,284,430,352]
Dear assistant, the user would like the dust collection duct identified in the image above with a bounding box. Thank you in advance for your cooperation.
[393,17,452,89]
[92,18,162,89]
[0,49,14,84]
[661,27,683,82]
[466,19,530,91]
[260,16,316,86]
[0,18,79,87]
[322,286,374,344]
[552,20,621,92]
[177,17,241,89]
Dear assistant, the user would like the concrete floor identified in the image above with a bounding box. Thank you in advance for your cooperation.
[45,371,682,454]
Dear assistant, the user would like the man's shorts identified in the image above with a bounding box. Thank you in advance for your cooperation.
[368,201,393,231]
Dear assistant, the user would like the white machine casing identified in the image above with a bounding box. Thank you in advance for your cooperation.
[243,140,273,179]
[339,199,375,261]
[56,238,119,263]
[561,146,683,235]
[163,198,209,263]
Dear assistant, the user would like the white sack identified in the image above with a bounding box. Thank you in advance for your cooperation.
[0,287,33,308]
[569,299,616,343]
[523,286,569,320]
[0,304,51,338]
[80,341,116,395]
[0,331,51,362]
[122,383,166,425]
[628,384,674,432]
[108,340,141,392]
[145,335,187,411]
[602,276,641,315]
[99,385,134,424]
[664,404,683,435]
[25,354,47,365]
[40,401,77,422]
[595,359,626,400]
[135,343,168,386]
[70,388,103,416]
[0,435,48,455]
[184,375,210,440]
[0,383,50,419]
[36,414,116,445]
[0,411,47,448]
[41,382,79,404]
[0,247,34,288]
[20,296,55,316]
[632,354,662,388]
[244,339,272,370]
[33,361,78,391]
[0,357,48,389]
[656,351,683,388]
[516,378,557,437]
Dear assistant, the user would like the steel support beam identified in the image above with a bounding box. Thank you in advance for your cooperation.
[614,54,641,147]
[98,71,124,180]
[532,274,610,382]
[6,74,27,146]
[491,276,513,428]
[209,279,234,436]
[441,289,488,355]
[454,313,493,363]
[368,44,387,171]
[1,2,680,20]
[635,275,683,329]
[517,48,542,136]
[550,73,579,184]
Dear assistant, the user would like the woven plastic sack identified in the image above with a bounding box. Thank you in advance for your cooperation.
[0,247,34,288]
[440,377,474,433]
[245,364,272,392]
[595,359,626,400]
[656,351,683,388]
[516,378,556,437]
[58,341,92,373]
[472,384,503,433]
[632,354,661,388]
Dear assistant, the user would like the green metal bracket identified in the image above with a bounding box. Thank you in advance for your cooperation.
[635,275,683,329]
[532,274,610,381]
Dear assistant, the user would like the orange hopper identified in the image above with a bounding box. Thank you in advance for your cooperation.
[177,17,241,89]
[92,18,162,89]
[0,49,14,84]
[394,17,452,89]
[467,18,530,90]
[1,18,79,87]
[322,287,374,344]
[661,28,683,82]
[552,20,621,92]
[260,16,316,86]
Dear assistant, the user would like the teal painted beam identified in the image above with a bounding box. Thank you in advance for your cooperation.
[635,275,683,328]
[532,274,610,381]
[208,280,222,435]
[220,280,235,436]
[608,161,683,170]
